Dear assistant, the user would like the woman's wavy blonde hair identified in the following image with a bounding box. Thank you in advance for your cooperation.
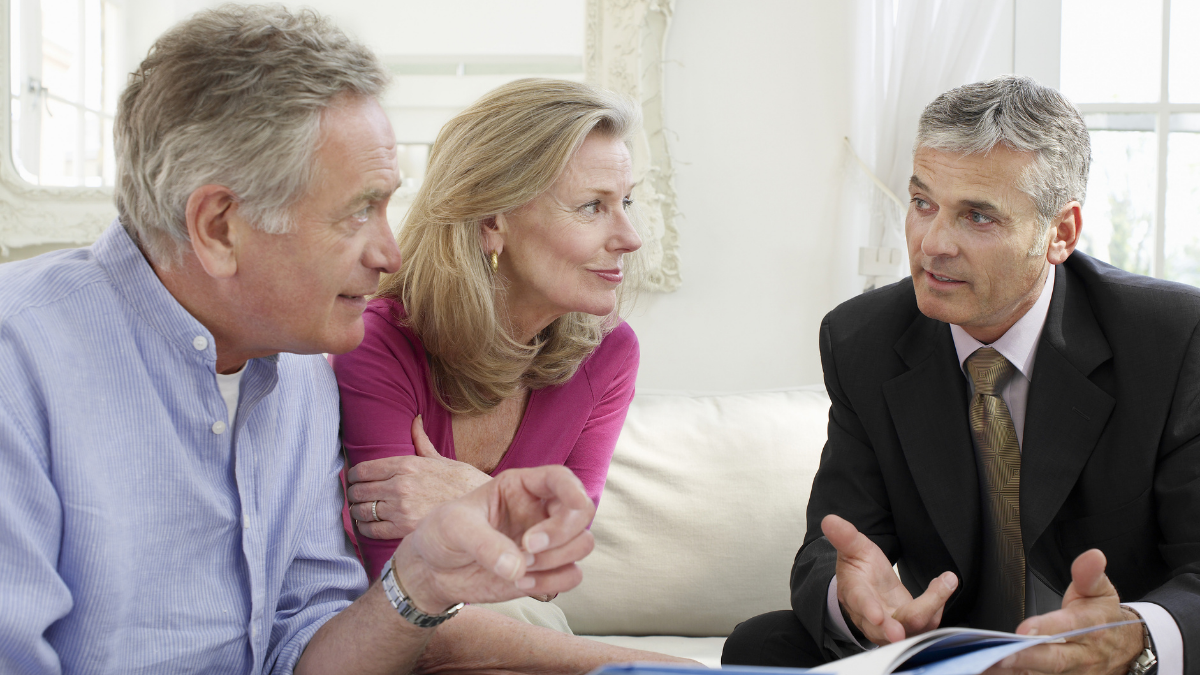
[377,78,644,415]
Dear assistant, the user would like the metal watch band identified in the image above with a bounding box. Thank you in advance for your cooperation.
[1125,608,1157,675]
[380,558,464,628]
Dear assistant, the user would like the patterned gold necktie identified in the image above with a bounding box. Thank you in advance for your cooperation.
[965,347,1025,628]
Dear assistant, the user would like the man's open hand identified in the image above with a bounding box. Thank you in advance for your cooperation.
[985,549,1144,675]
[390,465,596,614]
[824,514,958,645]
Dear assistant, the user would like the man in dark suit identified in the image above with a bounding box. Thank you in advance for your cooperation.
[724,76,1200,675]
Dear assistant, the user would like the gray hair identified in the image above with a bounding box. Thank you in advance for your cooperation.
[915,75,1091,230]
[114,4,389,264]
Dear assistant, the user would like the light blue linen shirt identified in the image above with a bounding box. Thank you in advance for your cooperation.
[0,222,369,674]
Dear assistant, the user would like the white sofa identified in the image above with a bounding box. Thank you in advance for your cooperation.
[551,387,831,667]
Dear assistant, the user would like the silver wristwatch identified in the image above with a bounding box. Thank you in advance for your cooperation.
[1125,609,1157,675]
[380,557,464,628]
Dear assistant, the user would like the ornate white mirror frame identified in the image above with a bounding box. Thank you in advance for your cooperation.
[1,0,681,291]
[586,0,680,292]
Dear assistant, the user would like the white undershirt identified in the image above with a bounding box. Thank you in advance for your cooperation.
[215,367,244,427]
[825,264,1182,675]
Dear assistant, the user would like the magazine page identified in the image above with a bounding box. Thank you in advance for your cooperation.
[807,620,1139,675]
[807,628,980,675]
[893,621,1140,675]
[584,620,1139,675]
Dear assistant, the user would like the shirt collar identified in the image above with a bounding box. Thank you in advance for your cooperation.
[950,263,1055,381]
[92,220,218,367]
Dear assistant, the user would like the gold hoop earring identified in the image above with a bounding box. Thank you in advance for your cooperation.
[490,250,499,273]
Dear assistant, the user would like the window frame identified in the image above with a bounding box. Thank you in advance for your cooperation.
[1016,0,1200,277]
[1,0,679,290]
[13,0,122,187]
[0,0,115,257]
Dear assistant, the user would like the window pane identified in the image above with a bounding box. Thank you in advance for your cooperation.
[83,110,102,186]
[102,115,114,185]
[1061,0,1162,103]
[1163,117,1200,285]
[1077,127,1157,275]
[41,0,81,104]
[10,0,120,187]
[83,0,101,111]
[102,0,120,112]
[9,0,20,99]
[40,97,82,185]
[1170,0,1200,102]
[11,98,31,178]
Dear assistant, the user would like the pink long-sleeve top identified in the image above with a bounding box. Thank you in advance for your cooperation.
[331,297,639,580]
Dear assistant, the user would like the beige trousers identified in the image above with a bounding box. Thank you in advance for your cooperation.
[472,597,574,634]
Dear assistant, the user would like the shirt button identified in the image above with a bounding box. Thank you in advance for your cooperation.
[212,420,227,434]
[192,335,208,351]
[243,515,250,529]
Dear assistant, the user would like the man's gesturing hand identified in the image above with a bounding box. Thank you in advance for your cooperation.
[390,465,597,614]
[823,514,958,646]
[986,549,1144,675]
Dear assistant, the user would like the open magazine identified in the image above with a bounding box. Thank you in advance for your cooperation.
[587,620,1138,675]
[808,620,1139,675]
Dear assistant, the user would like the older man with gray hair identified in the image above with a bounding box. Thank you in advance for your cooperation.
[725,75,1200,675]
[0,6,684,674]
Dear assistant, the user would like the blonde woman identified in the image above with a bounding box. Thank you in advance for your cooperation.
[331,79,645,633]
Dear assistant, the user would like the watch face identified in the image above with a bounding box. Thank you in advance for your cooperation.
[1130,650,1156,675]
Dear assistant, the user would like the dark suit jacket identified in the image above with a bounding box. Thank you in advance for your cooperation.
[792,252,1200,672]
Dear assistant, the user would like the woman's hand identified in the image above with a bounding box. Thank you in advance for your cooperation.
[348,416,492,540]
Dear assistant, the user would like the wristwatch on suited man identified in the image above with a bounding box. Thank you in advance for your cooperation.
[1125,607,1158,675]
[380,558,465,628]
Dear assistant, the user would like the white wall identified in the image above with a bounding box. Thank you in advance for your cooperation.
[121,0,857,393]
[4,0,1020,393]
[627,1,856,391]
[629,0,1017,393]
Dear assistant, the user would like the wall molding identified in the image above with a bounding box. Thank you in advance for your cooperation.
[586,0,681,292]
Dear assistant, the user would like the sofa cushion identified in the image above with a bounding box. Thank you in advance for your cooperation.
[554,387,830,637]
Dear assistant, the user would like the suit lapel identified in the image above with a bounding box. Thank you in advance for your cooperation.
[882,314,980,582]
[1021,263,1115,552]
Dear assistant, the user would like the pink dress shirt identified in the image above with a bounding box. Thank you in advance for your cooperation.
[331,297,639,580]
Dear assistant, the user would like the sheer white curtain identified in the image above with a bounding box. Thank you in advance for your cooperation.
[833,0,1008,299]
